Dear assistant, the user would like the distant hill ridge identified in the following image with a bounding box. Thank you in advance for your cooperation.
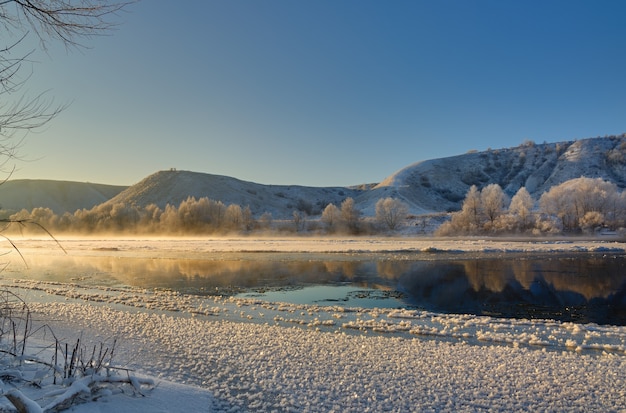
[2,134,626,217]
[0,179,126,215]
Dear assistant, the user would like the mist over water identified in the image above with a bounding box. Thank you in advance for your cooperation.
[10,252,626,325]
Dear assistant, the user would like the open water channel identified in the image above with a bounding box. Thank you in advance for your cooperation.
[7,252,626,326]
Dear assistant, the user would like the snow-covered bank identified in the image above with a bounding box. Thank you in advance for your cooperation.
[1,278,622,412]
[11,236,626,257]
[29,298,626,412]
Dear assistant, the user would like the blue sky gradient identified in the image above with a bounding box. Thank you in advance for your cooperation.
[13,0,626,186]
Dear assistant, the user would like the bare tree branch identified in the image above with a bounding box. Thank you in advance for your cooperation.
[0,0,135,168]
[6,0,135,49]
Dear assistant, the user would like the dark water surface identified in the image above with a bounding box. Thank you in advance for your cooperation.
[11,252,626,325]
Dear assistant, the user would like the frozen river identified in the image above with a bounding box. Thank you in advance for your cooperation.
[7,247,626,325]
[1,237,625,412]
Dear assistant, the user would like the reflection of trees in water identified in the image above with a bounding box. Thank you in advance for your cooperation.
[510,260,539,290]
[24,255,384,289]
[535,257,626,300]
[455,258,626,301]
[21,254,626,307]
[395,257,626,324]
[376,261,412,279]
[324,261,361,278]
[463,260,513,293]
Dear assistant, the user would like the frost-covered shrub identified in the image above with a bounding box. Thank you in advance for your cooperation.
[490,214,519,233]
[579,211,604,233]
[0,288,153,413]
[440,189,464,203]
[534,215,563,234]
[539,177,624,232]
[461,169,489,185]
[259,212,273,229]
[296,198,314,215]
[606,148,626,165]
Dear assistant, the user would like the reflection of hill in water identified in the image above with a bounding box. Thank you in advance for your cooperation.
[459,258,626,300]
[22,255,381,290]
[22,255,626,300]
[397,258,626,325]
[19,254,626,324]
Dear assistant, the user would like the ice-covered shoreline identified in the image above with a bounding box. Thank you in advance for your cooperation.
[12,235,626,257]
[3,237,626,412]
[5,276,625,412]
[28,296,626,412]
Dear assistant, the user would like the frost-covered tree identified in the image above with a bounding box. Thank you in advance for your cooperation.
[207,199,226,229]
[340,197,361,233]
[463,185,482,229]
[539,184,576,231]
[539,177,622,232]
[242,206,255,231]
[480,184,508,229]
[449,185,483,233]
[375,197,409,231]
[139,203,162,231]
[259,212,273,230]
[440,185,506,234]
[614,192,626,229]
[507,187,534,231]
[292,210,306,232]
[29,206,58,228]
[435,185,482,235]
[321,203,340,231]
[225,204,243,230]
[108,202,140,230]
[159,204,179,232]
[178,196,211,230]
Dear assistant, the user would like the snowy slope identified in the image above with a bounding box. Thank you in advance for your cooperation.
[103,169,363,218]
[0,179,126,214]
[104,135,626,218]
[369,135,626,214]
[4,135,626,218]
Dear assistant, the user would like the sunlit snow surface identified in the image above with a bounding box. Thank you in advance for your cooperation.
[2,238,626,412]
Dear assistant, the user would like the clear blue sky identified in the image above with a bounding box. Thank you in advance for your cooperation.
[12,0,626,187]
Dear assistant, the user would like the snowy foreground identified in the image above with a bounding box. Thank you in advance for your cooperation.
[1,237,626,412]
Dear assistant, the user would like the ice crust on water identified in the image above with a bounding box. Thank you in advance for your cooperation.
[10,277,626,357]
[10,279,625,412]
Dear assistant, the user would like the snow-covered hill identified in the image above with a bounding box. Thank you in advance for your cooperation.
[102,169,363,219]
[363,135,626,215]
[3,135,626,218]
[0,179,126,215]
